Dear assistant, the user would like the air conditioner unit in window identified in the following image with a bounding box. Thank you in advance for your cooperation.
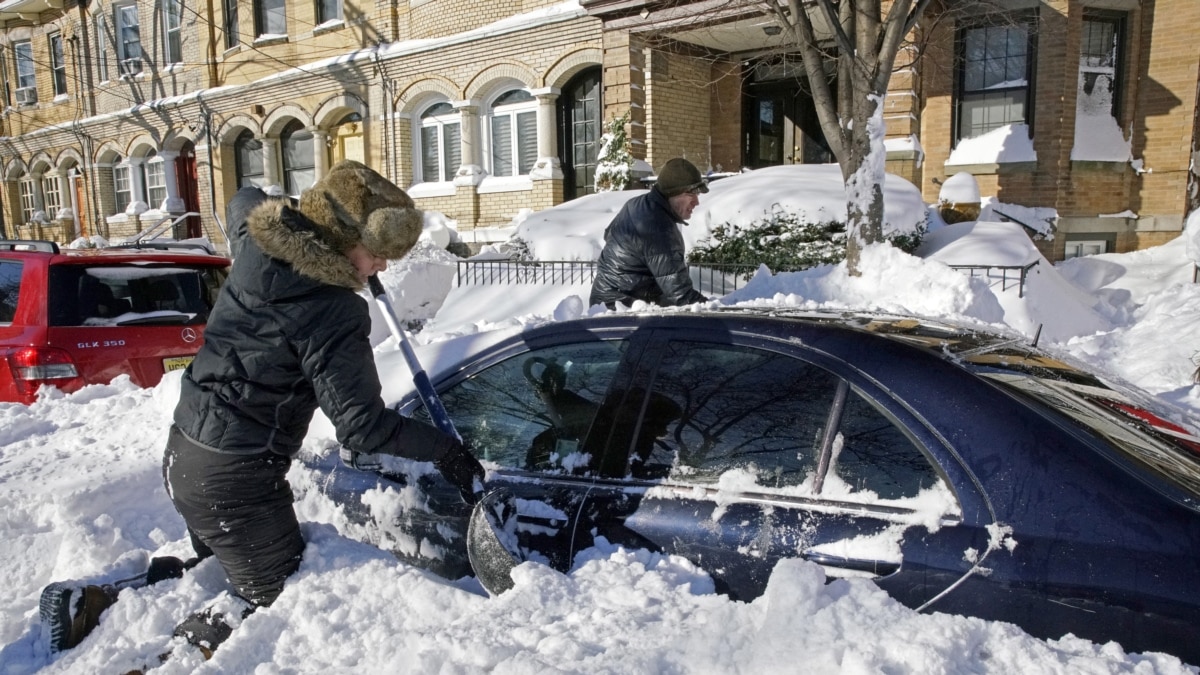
[120,58,143,76]
[14,87,37,105]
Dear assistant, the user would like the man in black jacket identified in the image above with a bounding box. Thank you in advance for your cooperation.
[589,157,710,308]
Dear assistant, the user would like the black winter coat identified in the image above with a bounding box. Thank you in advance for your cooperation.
[589,187,707,307]
[173,195,439,462]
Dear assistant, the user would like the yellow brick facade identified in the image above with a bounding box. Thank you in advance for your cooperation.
[1,0,1197,263]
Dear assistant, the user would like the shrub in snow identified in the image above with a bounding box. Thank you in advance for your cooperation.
[504,236,535,262]
[594,113,633,192]
[688,211,925,275]
[938,172,981,225]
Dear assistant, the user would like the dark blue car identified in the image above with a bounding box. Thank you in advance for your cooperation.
[314,309,1200,664]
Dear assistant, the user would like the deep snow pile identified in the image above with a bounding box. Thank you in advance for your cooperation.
[4,221,1200,672]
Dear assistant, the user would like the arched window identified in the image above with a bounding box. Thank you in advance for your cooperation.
[280,120,315,198]
[488,89,536,177]
[235,130,265,188]
[419,101,460,183]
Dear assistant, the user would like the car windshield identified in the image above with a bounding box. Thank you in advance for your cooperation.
[983,372,1200,504]
[48,264,227,327]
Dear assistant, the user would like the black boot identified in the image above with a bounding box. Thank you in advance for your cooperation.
[172,600,255,659]
[39,582,120,653]
[40,556,198,653]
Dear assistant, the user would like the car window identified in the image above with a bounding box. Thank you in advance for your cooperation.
[417,341,627,471]
[826,386,944,499]
[0,260,21,323]
[641,341,839,485]
[47,265,224,327]
[642,340,940,500]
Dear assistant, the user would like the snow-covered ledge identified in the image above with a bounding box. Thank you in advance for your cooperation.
[478,175,533,194]
[943,124,1037,175]
[407,181,457,198]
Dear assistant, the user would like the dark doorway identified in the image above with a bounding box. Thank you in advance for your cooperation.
[743,62,833,168]
[558,66,602,201]
[175,141,202,239]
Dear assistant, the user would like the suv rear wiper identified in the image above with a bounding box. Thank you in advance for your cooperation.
[114,313,197,326]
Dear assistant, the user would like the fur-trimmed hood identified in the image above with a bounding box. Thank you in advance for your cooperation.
[246,200,365,290]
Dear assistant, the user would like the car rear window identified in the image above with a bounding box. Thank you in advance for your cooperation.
[0,260,21,323]
[47,264,226,327]
[983,372,1200,503]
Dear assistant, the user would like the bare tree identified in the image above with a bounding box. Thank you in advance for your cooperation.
[765,0,935,275]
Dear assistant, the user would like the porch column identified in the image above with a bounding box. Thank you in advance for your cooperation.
[311,127,330,181]
[530,87,563,180]
[157,151,186,213]
[261,135,282,190]
[453,102,485,186]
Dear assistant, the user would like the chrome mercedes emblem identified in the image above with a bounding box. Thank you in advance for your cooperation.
[181,327,198,343]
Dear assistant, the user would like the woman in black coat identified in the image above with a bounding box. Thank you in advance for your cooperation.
[164,161,484,653]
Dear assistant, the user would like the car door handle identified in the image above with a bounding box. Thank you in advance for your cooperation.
[801,551,900,576]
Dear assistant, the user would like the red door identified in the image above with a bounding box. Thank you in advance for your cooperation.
[175,142,202,239]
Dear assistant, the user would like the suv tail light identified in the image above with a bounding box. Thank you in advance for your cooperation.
[8,347,82,395]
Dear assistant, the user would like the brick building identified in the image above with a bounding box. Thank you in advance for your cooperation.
[0,0,1196,261]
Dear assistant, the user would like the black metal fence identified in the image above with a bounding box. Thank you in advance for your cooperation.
[457,259,1040,298]
[947,261,1039,297]
[455,260,762,296]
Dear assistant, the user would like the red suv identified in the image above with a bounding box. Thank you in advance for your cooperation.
[0,239,230,404]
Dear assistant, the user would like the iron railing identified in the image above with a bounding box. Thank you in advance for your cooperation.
[458,259,1041,298]
[455,260,762,296]
[947,261,1039,297]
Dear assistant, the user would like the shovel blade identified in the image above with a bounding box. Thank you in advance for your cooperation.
[467,487,524,596]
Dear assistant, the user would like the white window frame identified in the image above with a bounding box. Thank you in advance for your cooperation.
[113,163,133,215]
[1065,240,1108,259]
[144,153,166,209]
[41,174,61,216]
[115,2,143,76]
[316,0,342,25]
[18,176,37,223]
[14,40,35,91]
[95,16,110,82]
[49,33,67,96]
[487,89,538,178]
[223,0,239,49]
[418,101,461,184]
[280,122,315,198]
[164,0,184,65]
[255,0,286,37]
[235,130,265,188]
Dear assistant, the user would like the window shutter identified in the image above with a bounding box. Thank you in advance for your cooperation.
[492,116,513,177]
[421,126,440,181]
[517,111,537,175]
[444,123,461,182]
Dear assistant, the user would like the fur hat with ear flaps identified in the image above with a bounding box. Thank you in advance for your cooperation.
[247,160,423,290]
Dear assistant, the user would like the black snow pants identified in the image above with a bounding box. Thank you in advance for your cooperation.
[162,425,305,607]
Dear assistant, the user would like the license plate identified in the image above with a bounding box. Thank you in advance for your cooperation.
[162,356,194,372]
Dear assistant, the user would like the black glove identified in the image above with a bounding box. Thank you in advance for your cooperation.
[396,417,485,504]
[434,441,486,506]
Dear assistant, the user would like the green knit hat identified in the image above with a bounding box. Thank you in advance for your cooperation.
[655,158,709,196]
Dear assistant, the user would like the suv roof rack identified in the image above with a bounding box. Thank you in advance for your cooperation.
[0,239,61,254]
[106,241,217,255]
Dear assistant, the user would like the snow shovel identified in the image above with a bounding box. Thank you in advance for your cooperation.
[366,275,523,595]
